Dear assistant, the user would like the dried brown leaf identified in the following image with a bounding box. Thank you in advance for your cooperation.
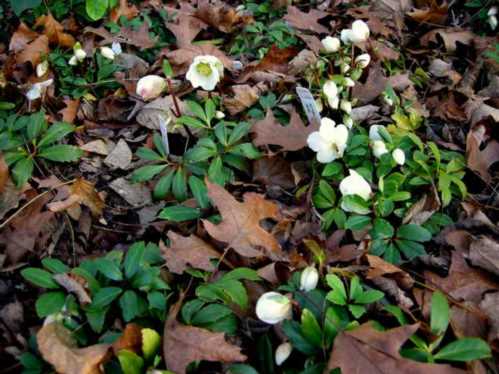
[224,84,265,115]
[59,98,80,123]
[0,154,8,194]
[112,323,142,355]
[16,35,50,66]
[466,125,499,183]
[9,22,38,52]
[253,156,295,189]
[421,28,474,53]
[165,3,208,48]
[48,178,105,217]
[195,0,248,33]
[85,23,157,50]
[53,273,91,305]
[110,0,139,22]
[34,13,75,48]
[407,1,448,24]
[283,5,328,34]
[352,64,388,104]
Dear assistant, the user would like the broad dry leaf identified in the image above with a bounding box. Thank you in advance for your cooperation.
[165,3,208,48]
[224,84,266,115]
[402,185,440,225]
[407,1,448,24]
[365,255,414,288]
[16,35,50,66]
[283,5,328,34]
[110,0,139,22]
[328,322,465,374]
[59,98,80,123]
[352,64,388,104]
[0,154,8,194]
[466,125,499,183]
[112,323,142,355]
[253,156,295,189]
[420,28,474,53]
[251,108,318,151]
[37,323,110,374]
[48,178,105,217]
[202,180,282,258]
[53,273,92,305]
[34,13,75,48]
[9,22,38,52]
[161,232,220,274]
[469,236,499,278]
[195,0,247,33]
[85,23,157,50]
[163,299,246,374]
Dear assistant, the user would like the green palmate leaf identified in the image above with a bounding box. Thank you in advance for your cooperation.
[326,274,347,305]
[349,276,362,300]
[322,162,343,178]
[38,145,83,162]
[185,145,217,162]
[205,100,216,124]
[430,291,449,336]
[397,224,432,242]
[131,164,167,183]
[159,205,201,221]
[35,292,66,317]
[301,309,322,347]
[124,242,145,279]
[12,157,34,187]
[136,147,163,161]
[37,122,74,148]
[371,218,394,239]
[228,122,251,145]
[434,338,491,362]
[27,111,46,141]
[41,258,70,274]
[229,364,259,374]
[177,116,206,129]
[345,215,371,230]
[172,169,187,201]
[86,0,109,20]
[341,195,370,215]
[21,268,59,289]
[187,100,207,123]
[355,289,384,304]
[117,349,144,374]
[154,170,174,200]
[119,290,142,322]
[95,258,122,281]
[91,287,122,309]
[348,304,366,318]
[396,239,426,260]
[189,176,210,209]
[282,320,318,355]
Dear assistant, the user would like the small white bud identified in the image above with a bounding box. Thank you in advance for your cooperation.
[341,63,351,74]
[321,36,341,53]
[300,266,319,292]
[355,53,371,68]
[339,169,372,201]
[372,140,388,158]
[343,115,353,129]
[256,292,292,324]
[344,77,355,87]
[275,342,292,366]
[111,42,122,55]
[340,100,352,114]
[74,48,87,62]
[489,15,498,30]
[36,60,49,77]
[215,110,225,119]
[136,75,167,101]
[488,6,497,16]
[392,148,405,165]
[68,55,78,66]
[100,46,115,60]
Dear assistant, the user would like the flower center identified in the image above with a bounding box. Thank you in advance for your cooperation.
[196,62,213,77]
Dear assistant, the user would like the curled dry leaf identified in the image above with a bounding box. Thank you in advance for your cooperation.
[466,125,499,183]
[37,322,111,374]
[402,185,440,225]
[163,299,246,374]
[407,1,448,24]
[59,98,80,123]
[251,108,318,151]
[110,0,139,22]
[328,322,465,374]
[53,273,92,305]
[47,178,105,217]
[202,180,283,259]
[161,232,220,274]
[283,5,328,34]
[16,35,50,66]
[365,254,414,288]
[9,23,38,52]
[112,323,142,355]
[224,83,267,115]
[195,0,249,33]
[34,13,75,48]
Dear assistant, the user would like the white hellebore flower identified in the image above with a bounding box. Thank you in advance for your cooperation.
[392,148,405,165]
[300,266,319,292]
[100,46,115,60]
[111,42,123,55]
[26,79,53,101]
[321,36,341,53]
[36,60,49,77]
[339,169,372,201]
[215,110,225,119]
[68,55,78,66]
[369,125,385,141]
[340,100,352,114]
[186,55,224,91]
[344,77,355,87]
[372,140,388,158]
[355,53,371,68]
[488,7,498,29]
[136,75,167,101]
[341,63,351,74]
[323,80,339,109]
[256,292,292,325]
[341,20,370,44]
[307,118,349,163]
[275,342,292,366]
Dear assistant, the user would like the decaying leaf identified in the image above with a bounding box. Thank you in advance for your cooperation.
[251,108,318,151]
[0,154,8,194]
[47,178,105,217]
[202,180,283,258]
[468,236,499,278]
[407,1,448,24]
[283,5,328,34]
[466,125,499,182]
[328,322,465,374]
[112,323,142,355]
[224,84,267,115]
[9,22,38,52]
[253,156,295,189]
[165,3,208,48]
[16,35,50,66]
[59,98,80,123]
[421,28,474,53]
[161,232,220,274]
[34,13,75,48]
[37,322,111,374]
[85,23,157,50]
[53,273,92,305]
[110,0,139,22]
[163,299,246,374]
[352,64,388,104]
[195,0,249,33]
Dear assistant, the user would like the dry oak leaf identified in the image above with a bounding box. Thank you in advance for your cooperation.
[327,322,465,374]
[85,23,157,50]
[160,231,220,274]
[224,83,267,115]
[47,178,105,217]
[420,28,474,53]
[16,35,50,66]
[466,125,499,183]
[164,3,208,48]
[202,180,283,258]
[9,22,38,52]
[251,108,318,151]
[37,322,111,374]
[195,0,248,33]
[407,1,448,25]
[34,13,75,48]
[163,299,246,374]
[110,0,139,22]
[283,5,328,34]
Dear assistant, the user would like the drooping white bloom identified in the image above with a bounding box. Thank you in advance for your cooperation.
[111,42,123,55]
[26,79,53,101]
[343,115,353,129]
[307,118,349,163]
[323,80,339,109]
[186,55,224,91]
[344,77,355,87]
[321,36,341,53]
[36,60,49,77]
[300,266,319,292]
[340,100,352,114]
[136,75,167,101]
[100,46,115,60]
[215,111,225,119]
[488,7,498,30]
[341,63,351,74]
[275,342,292,366]
[355,53,371,68]
[392,148,405,165]
[339,169,372,201]
[372,140,388,158]
[68,55,78,66]
[256,292,292,324]
[369,125,385,141]
[341,20,370,44]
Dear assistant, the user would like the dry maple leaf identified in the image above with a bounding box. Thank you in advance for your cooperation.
[195,0,247,33]
[408,1,448,25]
[327,322,465,374]
[110,0,139,22]
[16,35,50,66]
[34,13,75,48]
[9,22,38,52]
[160,231,220,274]
[224,83,267,115]
[37,322,111,374]
[163,298,246,374]
[283,5,328,34]
[47,178,105,217]
[251,108,318,151]
[202,180,283,259]
[165,3,208,48]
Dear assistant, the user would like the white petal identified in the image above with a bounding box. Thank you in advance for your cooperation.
[316,147,338,163]
[323,80,338,100]
[340,29,352,44]
[369,125,384,141]
[307,131,323,152]
[319,117,337,142]
[372,140,388,158]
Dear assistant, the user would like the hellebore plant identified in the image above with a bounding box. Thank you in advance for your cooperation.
[256,292,292,324]
[307,118,349,163]
[186,55,224,91]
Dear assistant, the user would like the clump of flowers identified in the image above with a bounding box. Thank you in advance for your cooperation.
[68,42,87,66]
[186,55,224,91]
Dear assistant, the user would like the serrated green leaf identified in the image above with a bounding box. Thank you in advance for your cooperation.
[38,145,83,162]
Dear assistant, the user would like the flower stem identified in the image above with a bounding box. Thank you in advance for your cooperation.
[166,77,181,117]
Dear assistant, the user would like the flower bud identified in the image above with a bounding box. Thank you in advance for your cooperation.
[323,80,339,109]
[136,75,167,101]
[300,266,319,292]
[372,140,388,158]
[355,53,371,68]
[111,42,122,55]
[275,342,292,366]
[256,292,292,324]
[340,100,352,114]
[74,48,87,62]
[321,36,341,53]
[339,169,372,201]
[100,46,115,60]
[26,79,53,101]
[341,63,351,74]
[344,77,355,87]
[489,15,498,30]
[36,60,49,77]
[343,115,353,129]
[68,55,78,66]
[215,110,225,119]
[392,148,405,165]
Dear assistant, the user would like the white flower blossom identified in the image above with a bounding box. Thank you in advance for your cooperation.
[321,36,341,53]
[300,266,319,292]
[355,53,371,68]
[68,55,78,66]
[136,75,167,101]
[215,110,225,119]
[343,115,353,129]
[307,118,349,163]
[275,342,292,366]
[341,20,370,44]
[26,79,53,101]
[186,55,224,91]
[392,148,405,165]
[340,100,352,114]
[344,77,355,87]
[36,60,49,77]
[339,169,372,201]
[100,46,115,60]
[372,140,388,158]
[323,80,339,109]
[111,42,122,55]
[256,292,292,324]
